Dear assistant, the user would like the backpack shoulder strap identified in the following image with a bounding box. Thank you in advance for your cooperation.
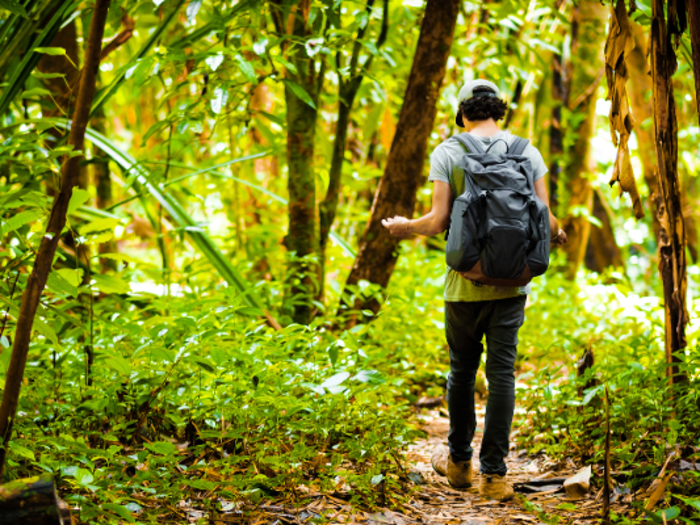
[510,136,530,156]
[451,133,486,154]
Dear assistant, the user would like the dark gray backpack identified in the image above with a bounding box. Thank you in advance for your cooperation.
[445,134,550,285]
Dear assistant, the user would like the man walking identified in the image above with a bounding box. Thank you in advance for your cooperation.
[382,79,566,500]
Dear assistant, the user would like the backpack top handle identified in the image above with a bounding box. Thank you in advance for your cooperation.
[484,138,510,154]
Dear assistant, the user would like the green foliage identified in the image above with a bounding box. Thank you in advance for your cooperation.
[2,0,700,523]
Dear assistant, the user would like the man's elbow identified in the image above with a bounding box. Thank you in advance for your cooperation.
[429,217,450,236]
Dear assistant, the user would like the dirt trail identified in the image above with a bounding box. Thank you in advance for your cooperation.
[396,405,625,524]
[211,404,633,524]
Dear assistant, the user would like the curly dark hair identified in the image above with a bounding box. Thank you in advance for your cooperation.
[459,87,508,123]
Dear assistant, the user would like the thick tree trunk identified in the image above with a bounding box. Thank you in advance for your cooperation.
[628,21,661,239]
[282,4,323,324]
[0,475,71,524]
[558,0,607,277]
[0,0,111,475]
[584,189,625,273]
[341,0,460,314]
[650,0,688,384]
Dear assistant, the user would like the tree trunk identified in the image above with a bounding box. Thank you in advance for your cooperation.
[341,0,460,314]
[558,0,607,277]
[0,0,111,475]
[650,0,688,384]
[0,475,71,525]
[282,4,323,324]
[319,0,388,295]
[584,189,625,274]
[627,21,661,239]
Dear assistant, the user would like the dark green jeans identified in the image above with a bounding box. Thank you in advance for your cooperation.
[445,295,527,475]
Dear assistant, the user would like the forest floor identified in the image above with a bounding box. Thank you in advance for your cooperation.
[210,403,634,525]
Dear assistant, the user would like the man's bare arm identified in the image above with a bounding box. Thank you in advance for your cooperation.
[382,181,452,237]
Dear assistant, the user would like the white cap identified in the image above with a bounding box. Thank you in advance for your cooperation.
[455,79,501,127]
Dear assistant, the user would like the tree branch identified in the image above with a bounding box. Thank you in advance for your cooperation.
[0,0,112,476]
[99,14,134,61]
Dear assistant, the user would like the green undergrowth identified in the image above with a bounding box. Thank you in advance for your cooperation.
[515,262,700,523]
[3,242,700,523]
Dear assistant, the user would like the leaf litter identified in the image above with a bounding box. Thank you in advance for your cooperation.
[144,401,641,525]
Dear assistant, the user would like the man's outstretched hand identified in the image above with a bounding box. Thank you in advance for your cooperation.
[551,229,567,246]
[382,216,411,238]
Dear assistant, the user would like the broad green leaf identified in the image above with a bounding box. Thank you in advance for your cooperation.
[1,209,44,235]
[67,188,91,216]
[274,56,297,75]
[10,443,35,461]
[32,72,66,80]
[191,357,216,373]
[188,479,217,490]
[104,355,131,376]
[102,503,135,523]
[282,79,316,110]
[46,272,78,298]
[79,217,120,235]
[145,441,175,455]
[92,274,130,294]
[33,317,58,345]
[328,345,339,365]
[56,268,83,287]
[237,307,265,316]
[21,87,52,98]
[235,54,257,83]
[74,468,94,486]
[34,46,67,56]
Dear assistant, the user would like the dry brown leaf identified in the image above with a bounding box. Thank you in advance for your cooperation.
[605,0,644,219]
[644,471,674,510]
[610,143,645,219]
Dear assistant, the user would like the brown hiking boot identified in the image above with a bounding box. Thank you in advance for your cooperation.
[479,473,514,501]
[431,444,473,488]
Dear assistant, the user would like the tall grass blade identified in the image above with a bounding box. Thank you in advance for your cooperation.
[46,119,273,318]
[138,160,358,258]
[0,0,79,116]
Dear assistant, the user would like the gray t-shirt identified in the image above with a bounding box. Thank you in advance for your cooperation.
[428,130,548,302]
